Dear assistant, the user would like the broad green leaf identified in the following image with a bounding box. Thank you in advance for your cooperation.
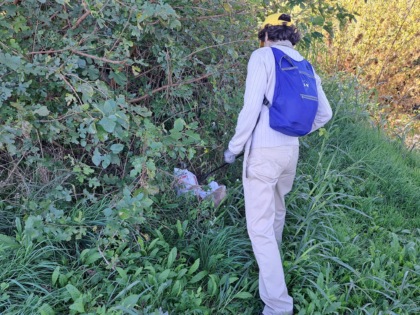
[102,154,111,169]
[189,270,207,284]
[99,117,116,133]
[133,106,152,117]
[110,144,124,154]
[33,106,50,116]
[173,118,185,132]
[102,100,117,116]
[188,258,200,275]
[38,303,55,315]
[59,273,68,287]
[52,266,60,286]
[121,294,140,307]
[233,292,253,299]
[171,280,182,296]
[325,302,342,313]
[158,269,171,282]
[92,148,102,166]
[0,234,19,249]
[69,296,85,313]
[84,251,102,265]
[176,220,183,237]
[78,84,94,102]
[167,247,177,268]
[109,71,127,86]
[116,267,128,280]
[170,131,182,140]
[66,284,81,301]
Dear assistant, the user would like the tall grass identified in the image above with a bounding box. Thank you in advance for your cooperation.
[1,74,419,314]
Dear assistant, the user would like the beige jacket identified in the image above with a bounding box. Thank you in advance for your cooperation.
[228,40,333,155]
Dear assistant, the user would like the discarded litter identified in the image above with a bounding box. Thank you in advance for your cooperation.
[174,168,226,206]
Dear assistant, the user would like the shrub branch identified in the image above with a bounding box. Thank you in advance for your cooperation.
[128,72,214,104]
[27,49,127,65]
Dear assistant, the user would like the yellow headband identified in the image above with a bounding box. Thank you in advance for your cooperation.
[262,13,293,28]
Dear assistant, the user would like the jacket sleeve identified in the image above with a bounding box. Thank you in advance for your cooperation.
[228,50,267,154]
[310,72,333,133]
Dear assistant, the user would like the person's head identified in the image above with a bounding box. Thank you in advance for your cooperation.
[258,13,301,47]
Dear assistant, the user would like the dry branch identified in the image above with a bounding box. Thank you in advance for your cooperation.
[27,49,127,65]
[71,10,91,30]
[128,72,214,104]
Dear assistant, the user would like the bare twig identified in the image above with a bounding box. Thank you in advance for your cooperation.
[0,155,25,189]
[71,50,127,65]
[59,74,83,104]
[71,10,91,30]
[97,244,115,270]
[128,72,214,104]
[110,8,133,52]
[28,48,69,55]
[38,113,76,123]
[27,48,127,65]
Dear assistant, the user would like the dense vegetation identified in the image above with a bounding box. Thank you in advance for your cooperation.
[318,0,419,147]
[0,0,419,314]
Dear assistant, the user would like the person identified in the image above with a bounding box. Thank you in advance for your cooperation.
[224,13,333,315]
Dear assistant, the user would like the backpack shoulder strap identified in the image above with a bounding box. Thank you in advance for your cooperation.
[271,47,297,70]
[264,47,296,107]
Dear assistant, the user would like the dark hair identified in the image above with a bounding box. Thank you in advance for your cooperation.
[258,14,301,46]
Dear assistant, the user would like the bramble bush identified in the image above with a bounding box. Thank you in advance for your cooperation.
[0,0,257,239]
[0,0,353,243]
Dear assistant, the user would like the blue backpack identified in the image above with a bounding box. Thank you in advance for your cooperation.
[263,47,318,137]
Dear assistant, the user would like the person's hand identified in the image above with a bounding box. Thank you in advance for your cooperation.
[224,149,236,164]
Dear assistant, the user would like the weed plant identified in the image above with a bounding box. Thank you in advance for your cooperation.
[1,78,419,314]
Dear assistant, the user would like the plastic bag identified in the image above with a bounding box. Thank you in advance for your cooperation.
[174,168,226,206]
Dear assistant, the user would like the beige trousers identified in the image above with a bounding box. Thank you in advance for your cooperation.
[243,146,299,315]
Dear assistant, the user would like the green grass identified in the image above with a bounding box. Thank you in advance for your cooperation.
[0,75,419,314]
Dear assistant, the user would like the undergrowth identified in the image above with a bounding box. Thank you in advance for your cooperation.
[1,75,419,315]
